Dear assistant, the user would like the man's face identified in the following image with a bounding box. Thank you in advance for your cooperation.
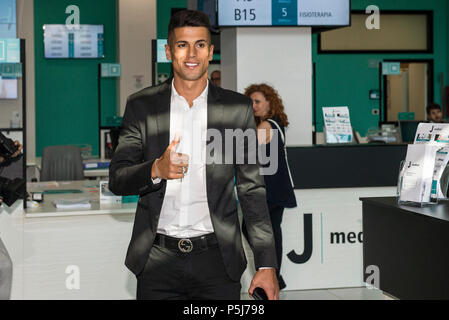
[211,71,221,87]
[166,27,214,82]
[428,109,443,123]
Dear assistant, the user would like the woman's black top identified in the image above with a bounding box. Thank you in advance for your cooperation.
[261,118,297,208]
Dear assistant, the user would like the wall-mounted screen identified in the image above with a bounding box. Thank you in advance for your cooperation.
[0,38,20,62]
[44,24,104,59]
[0,0,17,38]
[0,37,19,99]
[218,0,350,27]
[0,76,17,99]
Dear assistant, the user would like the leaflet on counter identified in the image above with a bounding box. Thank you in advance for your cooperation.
[431,147,449,200]
[399,144,439,204]
[322,106,353,144]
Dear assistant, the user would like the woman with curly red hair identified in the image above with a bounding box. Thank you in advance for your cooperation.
[242,83,297,290]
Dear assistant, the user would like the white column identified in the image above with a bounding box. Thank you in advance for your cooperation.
[221,27,313,146]
[118,0,157,115]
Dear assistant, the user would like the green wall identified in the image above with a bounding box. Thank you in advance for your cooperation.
[34,0,117,157]
[156,0,187,79]
[313,0,449,135]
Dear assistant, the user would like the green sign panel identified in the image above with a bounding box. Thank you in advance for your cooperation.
[382,62,401,75]
[101,63,121,77]
[0,62,22,78]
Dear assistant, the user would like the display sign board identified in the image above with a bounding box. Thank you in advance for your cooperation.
[397,123,449,204]
[44,24,104,59]
[0,38,20,63]
[323,106,353,144]
[218,0,350,27]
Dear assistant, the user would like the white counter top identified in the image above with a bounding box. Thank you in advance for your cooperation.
[24,180,136,218]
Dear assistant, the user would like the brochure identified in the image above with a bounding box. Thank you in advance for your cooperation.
[431,147,449,200]
[399,144,439,204]
[414,123,449,145]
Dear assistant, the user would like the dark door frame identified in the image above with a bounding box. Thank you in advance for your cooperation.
[382,59,434,122]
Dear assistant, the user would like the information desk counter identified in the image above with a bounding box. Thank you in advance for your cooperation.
[361,197,449,299]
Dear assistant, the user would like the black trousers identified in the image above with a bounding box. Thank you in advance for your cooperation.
[242,204,284,279]
[136,242,241,300]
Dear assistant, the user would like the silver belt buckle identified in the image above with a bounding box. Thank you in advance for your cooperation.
[178,239,193,253]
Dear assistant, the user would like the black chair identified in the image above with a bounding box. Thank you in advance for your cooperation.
[40,145,84,181]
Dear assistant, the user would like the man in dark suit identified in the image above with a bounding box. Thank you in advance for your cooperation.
[109,10,279,300]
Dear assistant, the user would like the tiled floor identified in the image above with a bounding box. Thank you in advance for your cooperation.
[241,287,396,300]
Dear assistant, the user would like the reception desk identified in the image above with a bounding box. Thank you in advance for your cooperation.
[361,197,449,299]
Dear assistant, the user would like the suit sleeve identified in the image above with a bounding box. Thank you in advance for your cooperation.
[109,98,162,196]
[235,102,278,271]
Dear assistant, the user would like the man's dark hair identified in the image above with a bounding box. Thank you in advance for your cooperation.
[167,10,211,45]
[427,103,442,115]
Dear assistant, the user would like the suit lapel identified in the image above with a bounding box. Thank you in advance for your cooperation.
[206,84,223,210]
[155,80,172,155]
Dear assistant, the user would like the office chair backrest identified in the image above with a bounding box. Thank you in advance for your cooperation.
[40,145,84,181]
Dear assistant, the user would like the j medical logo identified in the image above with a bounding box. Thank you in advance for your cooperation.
[287,213,363,265]
[287,214,313,264]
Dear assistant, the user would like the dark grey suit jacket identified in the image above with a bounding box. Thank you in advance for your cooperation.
[109,79,277,281]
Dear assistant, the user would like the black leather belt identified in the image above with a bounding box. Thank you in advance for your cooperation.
[154,233,218,253]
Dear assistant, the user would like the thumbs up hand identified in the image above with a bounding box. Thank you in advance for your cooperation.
[151,135,189,180]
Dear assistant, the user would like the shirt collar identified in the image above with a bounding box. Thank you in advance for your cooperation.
[171,79,209,103]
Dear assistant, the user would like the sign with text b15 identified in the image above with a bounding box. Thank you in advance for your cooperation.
[218,0,350,27]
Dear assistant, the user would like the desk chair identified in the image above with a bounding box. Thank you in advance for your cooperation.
[40,145,84,181]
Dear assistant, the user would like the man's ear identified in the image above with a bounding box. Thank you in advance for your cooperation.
[165,44,172,61]
[209,44,214,61]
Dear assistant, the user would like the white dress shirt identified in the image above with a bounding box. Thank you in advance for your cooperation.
[156,80,214,238]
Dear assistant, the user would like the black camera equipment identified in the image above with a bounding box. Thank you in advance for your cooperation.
[0,132,19,159]
[0,132,25,206]
[0,177,25,207]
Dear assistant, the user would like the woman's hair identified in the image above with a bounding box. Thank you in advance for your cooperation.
[244,83,289,127]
